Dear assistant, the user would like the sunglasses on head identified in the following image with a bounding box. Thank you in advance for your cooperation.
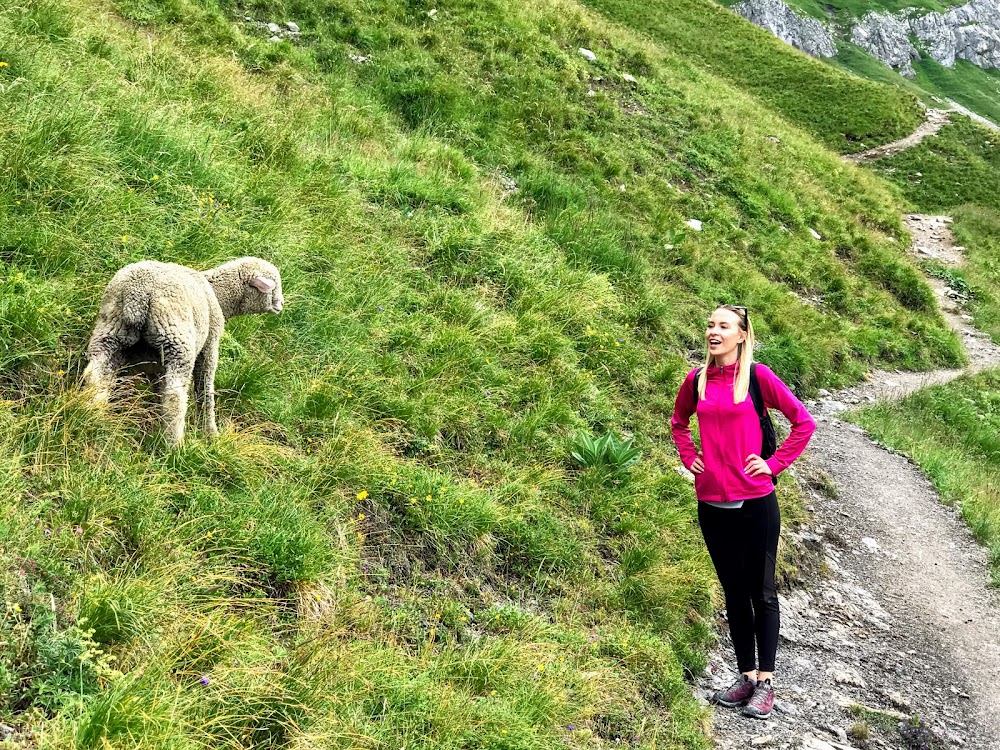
[725,305,749,322]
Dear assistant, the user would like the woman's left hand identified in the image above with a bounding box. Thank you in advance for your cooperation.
[744,454,773,478]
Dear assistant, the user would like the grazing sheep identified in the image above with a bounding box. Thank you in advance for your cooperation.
[83,257,284,446]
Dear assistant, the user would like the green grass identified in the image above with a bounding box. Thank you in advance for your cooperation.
[871,119,1000,341]
[0,0,969,745]
[874,118,1000,214]
[832,43,934,104]
[849,370,1000,585]
[578,0,925,154]
[913,58,1000,126]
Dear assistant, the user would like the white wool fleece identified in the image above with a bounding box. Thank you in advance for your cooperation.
[83,256,283,447]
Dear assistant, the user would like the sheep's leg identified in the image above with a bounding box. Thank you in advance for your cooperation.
[84,332,137,402]
[161,351,196,448]
[193,342,219,438]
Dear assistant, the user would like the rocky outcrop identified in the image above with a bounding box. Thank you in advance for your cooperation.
[734,0,837,58]
[850,12,918,76]
[852,0,1000,77]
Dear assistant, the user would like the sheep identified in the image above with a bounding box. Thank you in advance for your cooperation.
[83,257,284,446]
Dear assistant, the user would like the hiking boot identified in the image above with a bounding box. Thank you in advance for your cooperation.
[742,678,774,719]
[711,674,757,707]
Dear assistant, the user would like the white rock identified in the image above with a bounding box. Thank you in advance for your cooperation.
[735,0,838,58]
[809,227,822,240]
[267,22,280,33]
[861,536,881,553]
[426,8,437,17]
[622,72,637,83]
[268,35,282,42]
[578,47,597,62]
[675,465,695,482]
[685,219,703,231]
[286,21,300,33]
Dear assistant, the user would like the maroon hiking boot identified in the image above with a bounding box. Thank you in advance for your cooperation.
[711,674,757,707]
[742,678,775,719]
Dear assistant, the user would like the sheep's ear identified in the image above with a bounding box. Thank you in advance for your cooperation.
[249,276,276,293]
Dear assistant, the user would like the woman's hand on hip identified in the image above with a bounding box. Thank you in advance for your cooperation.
[689,455,705,474]
[744,454,773,477]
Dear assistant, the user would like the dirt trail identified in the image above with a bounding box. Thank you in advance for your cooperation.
[844,108,952,164]
[695,123,1000,749]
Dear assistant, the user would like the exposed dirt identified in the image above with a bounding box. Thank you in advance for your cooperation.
[844,109,952,164]
[694,205,1000,749]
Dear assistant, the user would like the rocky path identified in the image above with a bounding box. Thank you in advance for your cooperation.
[844,108,952,164]
[693,208,1000,746]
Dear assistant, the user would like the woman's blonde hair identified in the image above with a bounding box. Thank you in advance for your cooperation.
[697,305,755,403]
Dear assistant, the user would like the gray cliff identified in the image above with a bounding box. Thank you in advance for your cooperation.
[853,0,1000,77]
[734,0,838,58]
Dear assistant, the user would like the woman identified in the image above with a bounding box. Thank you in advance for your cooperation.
[671,305,816,719]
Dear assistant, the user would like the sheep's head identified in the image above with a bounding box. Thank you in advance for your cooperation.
[207,257,284,318]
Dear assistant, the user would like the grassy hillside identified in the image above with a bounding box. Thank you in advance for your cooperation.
[0,0,963,746]
[578,0,925,154]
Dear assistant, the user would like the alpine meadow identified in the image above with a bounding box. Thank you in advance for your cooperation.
[0,0,980,748]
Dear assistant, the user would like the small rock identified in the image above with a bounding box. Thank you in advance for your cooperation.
[817,388,831,397]
[622,72,637,83]
[578,47,597,62]
[267,22,280,33]
[268,35,282,42]
[766,135,781,144]
[799,531,822,548]
[826,725,849,743]
[751,736,776,747]
[348,53,371,64]
[426,8,437,17]
[827,664,866,687]
[809,227,822,240]
[773,698,797,715]
[685,218,703,231]
[861,537,881,554]
[286,21,300,33]
[675,465,695,482]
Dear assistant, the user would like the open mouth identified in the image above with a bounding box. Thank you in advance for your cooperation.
[708,338,722,346]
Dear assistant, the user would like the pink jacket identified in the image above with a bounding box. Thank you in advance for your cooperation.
[670,363,816,502]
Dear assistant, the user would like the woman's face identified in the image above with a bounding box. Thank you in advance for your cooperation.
[706,308,746,360]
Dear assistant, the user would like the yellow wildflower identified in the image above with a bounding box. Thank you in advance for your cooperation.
[356,490,368,501]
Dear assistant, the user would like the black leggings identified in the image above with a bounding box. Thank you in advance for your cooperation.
[698,492,780,673]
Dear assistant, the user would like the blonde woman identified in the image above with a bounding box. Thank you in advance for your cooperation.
[670,305,816,719]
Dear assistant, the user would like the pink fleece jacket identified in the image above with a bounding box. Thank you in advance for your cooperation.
[670,362,816,502]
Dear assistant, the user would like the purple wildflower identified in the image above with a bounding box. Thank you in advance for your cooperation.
[74,526,83,535]
[43,528,51,536]
[567,724,575,731]
[199,676,210,686]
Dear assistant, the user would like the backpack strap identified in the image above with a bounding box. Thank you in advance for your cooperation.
[747,362,766,419]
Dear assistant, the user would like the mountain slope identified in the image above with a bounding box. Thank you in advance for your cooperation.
[0,0,965,747]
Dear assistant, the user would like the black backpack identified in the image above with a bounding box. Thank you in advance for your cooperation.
[693,362,778,484]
